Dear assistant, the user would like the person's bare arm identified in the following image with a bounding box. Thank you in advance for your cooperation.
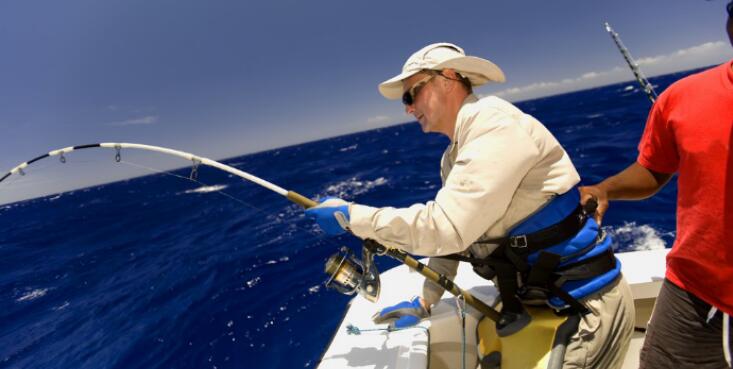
[579,162,673,224]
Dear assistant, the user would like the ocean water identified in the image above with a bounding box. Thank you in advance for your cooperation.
[0,66,705,369]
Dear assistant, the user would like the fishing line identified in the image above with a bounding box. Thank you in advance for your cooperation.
[115,158,346,251]
[118,159,251,205]
[0,159,105,190]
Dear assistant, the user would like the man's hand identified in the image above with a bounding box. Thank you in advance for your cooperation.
[579,163,674,226]
[579,185,609,225]
[305,197,351,235]
[372,297,430,329]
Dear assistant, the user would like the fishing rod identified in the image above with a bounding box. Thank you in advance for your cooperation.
[604,22,659,103]
[0,142,317,208]
[2,142,501,321]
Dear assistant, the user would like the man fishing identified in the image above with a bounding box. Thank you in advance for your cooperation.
[307,42,634,368]
[579,2,733,368]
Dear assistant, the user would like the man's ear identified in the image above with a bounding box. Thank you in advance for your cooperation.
[442,68,459,79]
[441,68,459,91]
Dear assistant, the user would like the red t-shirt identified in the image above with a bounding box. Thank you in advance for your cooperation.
[637,59,733,315]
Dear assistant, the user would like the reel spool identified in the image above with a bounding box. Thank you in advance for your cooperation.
[324,246,380,302]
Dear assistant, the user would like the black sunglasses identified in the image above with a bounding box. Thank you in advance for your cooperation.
[402,73,437,106]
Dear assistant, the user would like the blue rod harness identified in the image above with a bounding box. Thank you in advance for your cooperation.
[444,188,620,334]
[509,188,620,309]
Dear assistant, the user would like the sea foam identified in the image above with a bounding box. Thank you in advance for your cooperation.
[16,288,49,302]
[607,222,672,252]
[323,177,388,197]
[182,185,228,194]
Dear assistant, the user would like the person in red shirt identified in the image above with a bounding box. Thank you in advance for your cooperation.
[580,2,733,368]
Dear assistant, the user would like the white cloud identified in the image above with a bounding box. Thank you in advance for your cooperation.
[367,115,390,124]
[492,41,732,102]
[107,115,159,126]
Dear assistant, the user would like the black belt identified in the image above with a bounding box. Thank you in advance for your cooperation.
[484,204,587,254]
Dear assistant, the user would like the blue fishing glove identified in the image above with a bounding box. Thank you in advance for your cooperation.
[372,297,430,329]
[305,197,351,235]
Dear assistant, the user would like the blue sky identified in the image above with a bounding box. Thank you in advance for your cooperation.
[1,0,732,204]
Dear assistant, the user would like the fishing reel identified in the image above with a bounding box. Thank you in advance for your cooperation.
[324,243,381,302]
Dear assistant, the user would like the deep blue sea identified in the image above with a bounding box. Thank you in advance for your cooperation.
[0,67,706,369]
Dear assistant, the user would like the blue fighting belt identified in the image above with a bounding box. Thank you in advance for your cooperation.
[510,189,620,309]
[441,187,620,333]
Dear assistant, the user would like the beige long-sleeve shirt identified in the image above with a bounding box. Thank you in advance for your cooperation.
[349,94,580,305]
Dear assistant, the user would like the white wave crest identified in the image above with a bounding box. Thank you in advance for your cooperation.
[324,177,388,197]
[17,288,48,302]
[245,277,261,288]
[264,256,289,265]
[607,222,670,251]
[339,144,358,152]
[53,301,70,310]
[183,185,228,194]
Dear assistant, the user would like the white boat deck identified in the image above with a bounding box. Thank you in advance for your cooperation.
[318,248,668,369]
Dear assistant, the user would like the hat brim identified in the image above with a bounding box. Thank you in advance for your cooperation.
[378,70,422,100]
[378,55,506,100]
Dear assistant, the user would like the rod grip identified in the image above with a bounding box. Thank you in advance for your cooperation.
[387,248,501,322]
[583,198,598,215]
[287,191,318,208]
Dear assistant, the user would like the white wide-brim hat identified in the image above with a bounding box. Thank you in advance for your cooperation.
[378,42,506,100]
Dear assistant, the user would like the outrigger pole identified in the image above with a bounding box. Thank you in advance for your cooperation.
[604,22,659,103]
[2,142,500,320]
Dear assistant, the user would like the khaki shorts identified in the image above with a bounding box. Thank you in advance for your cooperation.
[562,275,635,369]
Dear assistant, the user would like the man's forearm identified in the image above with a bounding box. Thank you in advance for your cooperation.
[598,162,673,200]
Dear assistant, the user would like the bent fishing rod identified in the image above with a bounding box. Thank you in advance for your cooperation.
[0,142,318,208]
[2,142,501,321]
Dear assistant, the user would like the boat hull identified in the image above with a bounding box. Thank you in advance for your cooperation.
[318,248,668,369]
